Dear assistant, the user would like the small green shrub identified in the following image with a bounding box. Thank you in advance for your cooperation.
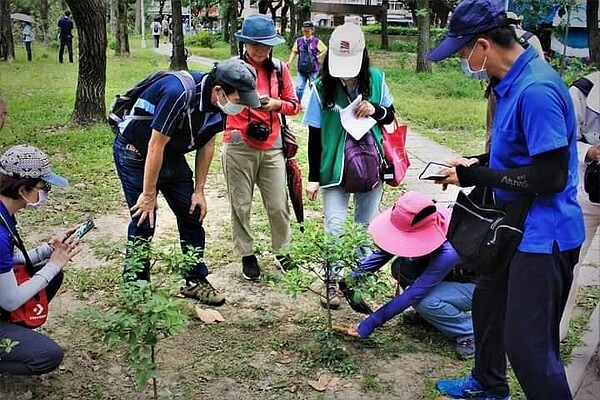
[187,30,215,48]
[389,40,417,53]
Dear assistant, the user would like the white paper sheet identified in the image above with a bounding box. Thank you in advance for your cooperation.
[340,94,376,140]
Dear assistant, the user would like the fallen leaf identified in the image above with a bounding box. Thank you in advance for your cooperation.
[195,306,225,323]
[308,373,335,392]
[308,380,327,392]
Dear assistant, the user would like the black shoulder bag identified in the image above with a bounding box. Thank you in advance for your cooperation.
[447,186,534,276]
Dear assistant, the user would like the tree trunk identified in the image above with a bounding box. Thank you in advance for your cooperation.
[588,0,600,68]
[170,0,188,70]
[115,0,130,56]
[0,0,15,61]
[381,0,389,50]
[40,0,50,43]
[135,0,142,34]
[416,0,432,73]
[289,0,296,41]
[109,0,117,35]
[228,2,238,56]
[65,0,107,125]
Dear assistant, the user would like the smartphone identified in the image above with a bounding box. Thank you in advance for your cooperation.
[419,162,451,181]
[72,218,95,240]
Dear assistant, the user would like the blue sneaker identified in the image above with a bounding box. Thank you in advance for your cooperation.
[435,375,510,399]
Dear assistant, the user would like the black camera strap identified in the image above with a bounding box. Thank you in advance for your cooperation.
[0,213,34,274]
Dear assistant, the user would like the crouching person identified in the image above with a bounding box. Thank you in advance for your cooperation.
[0,144,80,375]
[342,191,476,359]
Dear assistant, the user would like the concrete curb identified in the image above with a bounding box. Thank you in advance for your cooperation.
[567,303,600,398]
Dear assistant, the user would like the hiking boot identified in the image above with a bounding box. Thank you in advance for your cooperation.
[274,254,297,273]
[320,281,340,309]
[435,374,510,399]
[455,337,476,360]
[242,254,261,281]
[338,279,372,315]
[180,278,225,306]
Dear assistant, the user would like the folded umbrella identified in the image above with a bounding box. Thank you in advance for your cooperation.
[281,116,304,231]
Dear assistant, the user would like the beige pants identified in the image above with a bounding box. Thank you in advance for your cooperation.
[221,141,291,257]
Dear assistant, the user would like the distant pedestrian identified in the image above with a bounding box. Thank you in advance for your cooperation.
[151,17,161,48]
[287,21,327,103]
[21,22,33,62]
[0,97,6,131]
[162,16,169,43]
[57,10,73,64]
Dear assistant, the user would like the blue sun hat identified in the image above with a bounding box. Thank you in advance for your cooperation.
[427,0,507,61]
[235,13,285,46]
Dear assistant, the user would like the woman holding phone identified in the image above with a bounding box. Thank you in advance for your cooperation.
[0,144,80,375]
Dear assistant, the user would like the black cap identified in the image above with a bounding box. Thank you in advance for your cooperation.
[214,59,260,108]
[302,21,314,28]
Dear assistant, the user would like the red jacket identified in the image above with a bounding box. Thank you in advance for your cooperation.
[223,56,300,150]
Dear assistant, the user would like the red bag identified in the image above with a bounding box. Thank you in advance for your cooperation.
[9,263,48,328]
[382,117,410,187]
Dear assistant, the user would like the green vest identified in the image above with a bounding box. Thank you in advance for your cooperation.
[314,67,385,187]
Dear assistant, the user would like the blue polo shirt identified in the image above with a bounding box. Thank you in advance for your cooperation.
[491,46,584,254]
[0,202,16,274]
[119,72,224,155]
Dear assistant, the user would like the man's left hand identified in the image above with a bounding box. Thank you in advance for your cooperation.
[190,191,207,221]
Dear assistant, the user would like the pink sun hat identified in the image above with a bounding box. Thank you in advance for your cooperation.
[368,191,450,257]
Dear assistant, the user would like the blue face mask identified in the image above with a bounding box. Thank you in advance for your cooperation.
[460,44,489,81]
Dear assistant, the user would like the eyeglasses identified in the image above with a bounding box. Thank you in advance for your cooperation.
[34,182,52,192]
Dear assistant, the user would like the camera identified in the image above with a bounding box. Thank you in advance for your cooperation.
[584,161,600,203]
[247,122,271,142]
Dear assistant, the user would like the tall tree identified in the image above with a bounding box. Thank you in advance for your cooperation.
[0,0,15,61]
[65,0,107,125]
[170,0,188,70]
[135,0,142,34]
[416,0,432,73]
[588,0,600,67]
[115,0,131,56]
[40,0,50,43]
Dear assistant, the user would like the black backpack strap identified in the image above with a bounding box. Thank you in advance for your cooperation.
[273,59,290,129]
[0,214,34,274]
[572,77,594,98]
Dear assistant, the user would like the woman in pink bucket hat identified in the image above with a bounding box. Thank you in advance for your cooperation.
[341,191,476,359]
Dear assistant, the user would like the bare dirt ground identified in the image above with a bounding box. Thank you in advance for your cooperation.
[0,143,462,400]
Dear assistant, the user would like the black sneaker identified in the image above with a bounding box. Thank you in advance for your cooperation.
[274,254,297,273]
[242,255,261,281]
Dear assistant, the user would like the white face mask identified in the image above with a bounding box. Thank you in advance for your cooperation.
[23,188,48,209]
[216,90,245,116]
[460,44,489,80]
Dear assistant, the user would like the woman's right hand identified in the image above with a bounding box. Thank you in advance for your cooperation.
[306,181,320,201]
[48,239,81,269]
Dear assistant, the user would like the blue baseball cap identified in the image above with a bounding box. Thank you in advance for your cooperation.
[428,0,507,61]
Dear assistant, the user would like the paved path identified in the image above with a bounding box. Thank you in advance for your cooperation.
[154,44,600,397]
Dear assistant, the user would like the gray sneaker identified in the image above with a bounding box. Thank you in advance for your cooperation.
[320,281,340,309]
[455,337,475,360]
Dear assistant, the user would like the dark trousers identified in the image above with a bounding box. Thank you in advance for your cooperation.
[112,137,209,282]
[58,38,73,63]
[0,272,64,375]
[24,41,32,61]
[472,245,578,399]
[153,35,160,48]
